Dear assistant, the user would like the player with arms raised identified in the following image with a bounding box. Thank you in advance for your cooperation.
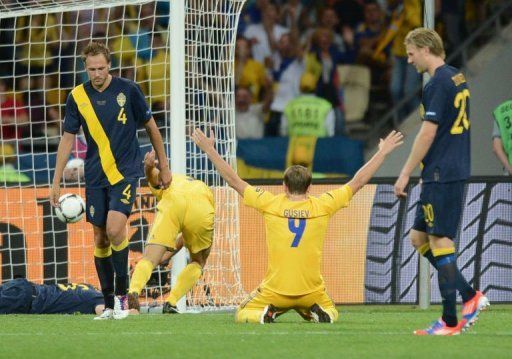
[394,28,489,335]
[50,41,171,319]
[192,128,403,323]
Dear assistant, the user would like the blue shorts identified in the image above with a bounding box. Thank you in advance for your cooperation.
[412,181,465,239]
[85,178,138,226]
[0,278,34,314]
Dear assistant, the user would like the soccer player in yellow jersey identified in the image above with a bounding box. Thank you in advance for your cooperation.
[192,128,403,324]
[127,150,215,313]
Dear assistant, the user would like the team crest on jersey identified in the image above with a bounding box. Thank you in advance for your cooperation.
[89,205,95,217]
[117,92,126,107]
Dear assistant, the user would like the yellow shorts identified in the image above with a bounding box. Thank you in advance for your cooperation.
[147,184,214,254]
[236,285,338,323]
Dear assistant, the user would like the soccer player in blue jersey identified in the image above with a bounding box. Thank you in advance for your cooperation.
[50,41,171,320]
[0,278,105,315]
[394,28,489,336]
[193,128,403,324]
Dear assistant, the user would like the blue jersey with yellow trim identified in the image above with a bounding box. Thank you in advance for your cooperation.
[31,283,104,314]
[0,279,103,314]
[64,77,151,187]
[421,64,470,183]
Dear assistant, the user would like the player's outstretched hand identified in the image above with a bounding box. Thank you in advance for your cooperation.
[192,128,215,153]
[378,130,404,156]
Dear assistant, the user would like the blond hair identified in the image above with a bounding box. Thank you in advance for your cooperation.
[404,28,445,59]
[81,41,111,63]
[283,165,312,194]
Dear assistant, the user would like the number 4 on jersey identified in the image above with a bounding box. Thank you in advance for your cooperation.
[288,218,306,247]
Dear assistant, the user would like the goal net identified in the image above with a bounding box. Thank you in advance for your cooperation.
[0,0,246,311]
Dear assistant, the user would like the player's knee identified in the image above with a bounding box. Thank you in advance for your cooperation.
[409,230,427,249]
[106,226,125,244]
[94,234,109,248]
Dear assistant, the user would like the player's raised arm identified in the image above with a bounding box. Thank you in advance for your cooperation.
[347,130,403,195]
[50,131,76,207]
[191,128,249,196]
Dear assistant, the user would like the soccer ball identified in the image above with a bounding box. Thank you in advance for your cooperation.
[54,193,86,223]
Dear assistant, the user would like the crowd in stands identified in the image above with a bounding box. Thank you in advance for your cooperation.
[0,0,496,182]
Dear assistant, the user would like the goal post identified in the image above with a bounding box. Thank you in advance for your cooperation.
[0,0,246,312]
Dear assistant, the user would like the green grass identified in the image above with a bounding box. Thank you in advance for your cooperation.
[0,305,510,358]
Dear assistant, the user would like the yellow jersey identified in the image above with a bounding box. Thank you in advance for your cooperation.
[243,185,353,295]
[149,174,211,202]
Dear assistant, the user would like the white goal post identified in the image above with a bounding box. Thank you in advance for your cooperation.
[0,0,246,312]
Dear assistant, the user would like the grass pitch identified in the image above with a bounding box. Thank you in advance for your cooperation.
[0,305,510,358]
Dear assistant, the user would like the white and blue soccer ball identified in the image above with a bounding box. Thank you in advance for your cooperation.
[55,193,85,224]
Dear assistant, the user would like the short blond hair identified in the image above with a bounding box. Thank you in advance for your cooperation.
[81,41,111,63]
[284,165,312,194]
[404,28,445,59]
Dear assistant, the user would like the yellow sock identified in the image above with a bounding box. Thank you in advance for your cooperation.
[111,237,129,251]
[235,308,265,323]
[167,262,202,306]
[128,258,154,294]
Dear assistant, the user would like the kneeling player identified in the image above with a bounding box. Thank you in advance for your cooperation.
[192,128,403,323]
[127,150,214,313]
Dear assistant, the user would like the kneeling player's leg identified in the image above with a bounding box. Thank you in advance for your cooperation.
[236,287,286,323]
[298,290,338,323]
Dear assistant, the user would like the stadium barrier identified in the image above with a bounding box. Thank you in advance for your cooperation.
[1,178,510,304]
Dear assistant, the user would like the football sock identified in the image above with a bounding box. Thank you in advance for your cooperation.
[111,238,129,296]
[418,243,437,268]
[420,243,476,302]
[94,246,115,309]
[128,258,154,294]
[167,262,202,306]
[433,248,458,327]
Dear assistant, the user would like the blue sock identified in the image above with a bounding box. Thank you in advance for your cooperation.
[435,253,458,327]
[424,249,476,302]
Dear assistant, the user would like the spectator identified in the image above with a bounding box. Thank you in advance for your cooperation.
[0,142,30,184]
[0,78,28,144]
[374,0,421,123]
[244,1,289,64]
[267,33,305,137]
[354,0,386,62]
[235,37,269,103]
[137,32,170,128]
[14,14,59,75]
[281,72,335,137]
[302,7,347,54]
[235,87,265,139]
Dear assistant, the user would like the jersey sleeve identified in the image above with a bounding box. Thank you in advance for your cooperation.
[422,80,448,125]
[318,185,353,215]
[148,182,164,201]
[130,82,152,125]
[63,92,81,134]
[243,185,275,212]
